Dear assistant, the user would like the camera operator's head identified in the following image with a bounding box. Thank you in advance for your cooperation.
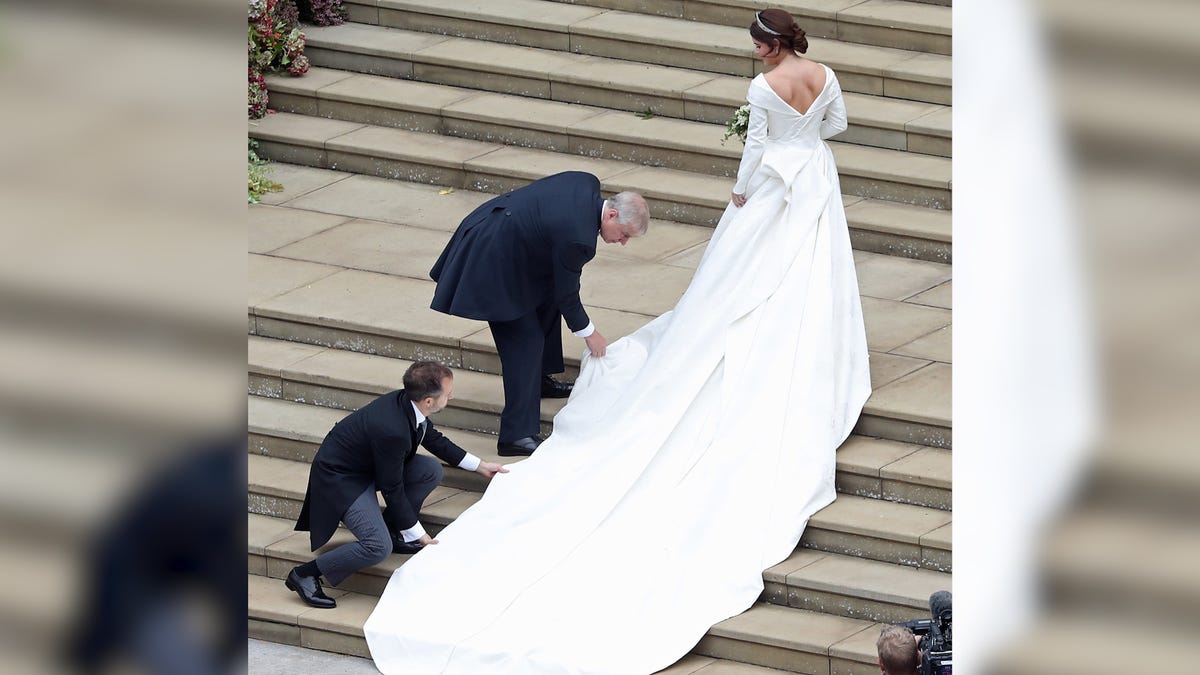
[877,625,919,675]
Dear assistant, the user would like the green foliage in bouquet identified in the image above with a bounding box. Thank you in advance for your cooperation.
[249,139,283,204]
[721,105,750,145]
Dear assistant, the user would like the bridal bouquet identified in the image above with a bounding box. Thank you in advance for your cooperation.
[721,105,750,145]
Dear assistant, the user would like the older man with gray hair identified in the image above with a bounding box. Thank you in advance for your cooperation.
[430,171,649,457]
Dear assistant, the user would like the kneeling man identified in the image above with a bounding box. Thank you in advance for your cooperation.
[286,361,507,608]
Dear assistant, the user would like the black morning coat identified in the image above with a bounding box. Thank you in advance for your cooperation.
[429,171,603,332]
[294,389,467,551]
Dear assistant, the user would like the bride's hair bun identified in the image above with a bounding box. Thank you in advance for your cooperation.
[792,23,808,53]
[750,8,808,54]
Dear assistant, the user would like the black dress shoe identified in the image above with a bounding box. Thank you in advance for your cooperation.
[541,375,573,398]
[285,567,336,609]
[497,434,543,457]
[390,533,425,555]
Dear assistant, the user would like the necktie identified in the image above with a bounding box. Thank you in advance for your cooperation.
[416,420,428,445]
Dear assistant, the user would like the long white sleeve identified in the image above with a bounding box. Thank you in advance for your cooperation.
[820,77,847,140]
[732,102,767,195]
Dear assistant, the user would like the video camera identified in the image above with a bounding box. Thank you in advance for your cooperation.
[899,590,952,675]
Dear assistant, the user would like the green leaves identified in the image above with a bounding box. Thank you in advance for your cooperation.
[248,138,283,204]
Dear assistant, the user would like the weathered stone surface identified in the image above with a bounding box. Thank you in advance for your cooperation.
[892,325,951,363]
[853,250,952,300]
[862,296,950,353]
[866,362,950,426]
[271,219,452,281]
[868,351,932,389]
[811,494,951,547]
[255,164,354,206]
[248,206,352,254]
[285,174,492,232]
[905,280,951,308]
[248,254,342,309]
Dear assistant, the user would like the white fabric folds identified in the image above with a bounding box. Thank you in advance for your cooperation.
[364,65,871,675]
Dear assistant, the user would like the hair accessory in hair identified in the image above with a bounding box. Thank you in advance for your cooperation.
[755,12,782,36]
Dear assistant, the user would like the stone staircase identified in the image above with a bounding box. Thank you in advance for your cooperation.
[249,0,951,671]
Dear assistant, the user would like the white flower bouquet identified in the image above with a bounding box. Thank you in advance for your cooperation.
[721,105,750,145]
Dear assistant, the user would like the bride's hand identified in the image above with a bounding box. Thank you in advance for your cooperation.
[731,192,747,207]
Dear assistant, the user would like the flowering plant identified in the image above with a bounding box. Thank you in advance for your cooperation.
[248,68,269,118]
[721,104,750,145]
[294,0,347,26]
[248,0,308,119]
[249,0,308,75]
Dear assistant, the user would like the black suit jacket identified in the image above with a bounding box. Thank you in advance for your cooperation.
[430,171,603,332]
[294,390,467,551]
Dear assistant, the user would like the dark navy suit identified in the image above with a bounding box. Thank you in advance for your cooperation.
[431,171,603,442]
[294,390,467,585]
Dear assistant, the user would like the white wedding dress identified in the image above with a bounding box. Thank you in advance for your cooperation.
[365,64,871,674]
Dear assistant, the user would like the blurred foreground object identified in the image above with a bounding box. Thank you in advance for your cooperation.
[67,441,246,675]
[0,1,244,673]
[960,0,1200,673]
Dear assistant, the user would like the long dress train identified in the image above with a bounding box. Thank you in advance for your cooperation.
[364,64,871,674]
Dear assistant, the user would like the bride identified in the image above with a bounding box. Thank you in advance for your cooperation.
[365,8,871,673]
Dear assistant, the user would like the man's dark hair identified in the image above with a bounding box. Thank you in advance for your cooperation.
[403,361,453,401]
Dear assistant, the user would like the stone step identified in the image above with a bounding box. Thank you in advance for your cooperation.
[249,641,796,675]
[659,657,798,675]
[248,453,480,540]
[247,194,951,445]
[983,612,1199,675]
[253,164,948,275]
[250,112,951,239]
[256,159,946,274]
[266,67,949,177]
[245,239,950,368]
[533,0,952,56]
[1088,423,1200,520]
[0,322,241,443]
[248,395,506,494]
[247,277,951,444]
[807,491,950,571]
[249,394,950,509]
[252,506,948,621]
[338,0,951,98]
[248,333,563,439]
[301,24,950,128]
[248,571,887,672]
[385,33,950,158]
[1040,508,1200,627]
[248,448,951,570]
[836,434,950,510]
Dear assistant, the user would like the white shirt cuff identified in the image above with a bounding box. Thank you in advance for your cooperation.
[572,322,595,338]
[399,521,427,543]
[458,453,482,472]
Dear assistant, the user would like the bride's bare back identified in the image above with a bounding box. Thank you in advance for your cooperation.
[763,58,827,115]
